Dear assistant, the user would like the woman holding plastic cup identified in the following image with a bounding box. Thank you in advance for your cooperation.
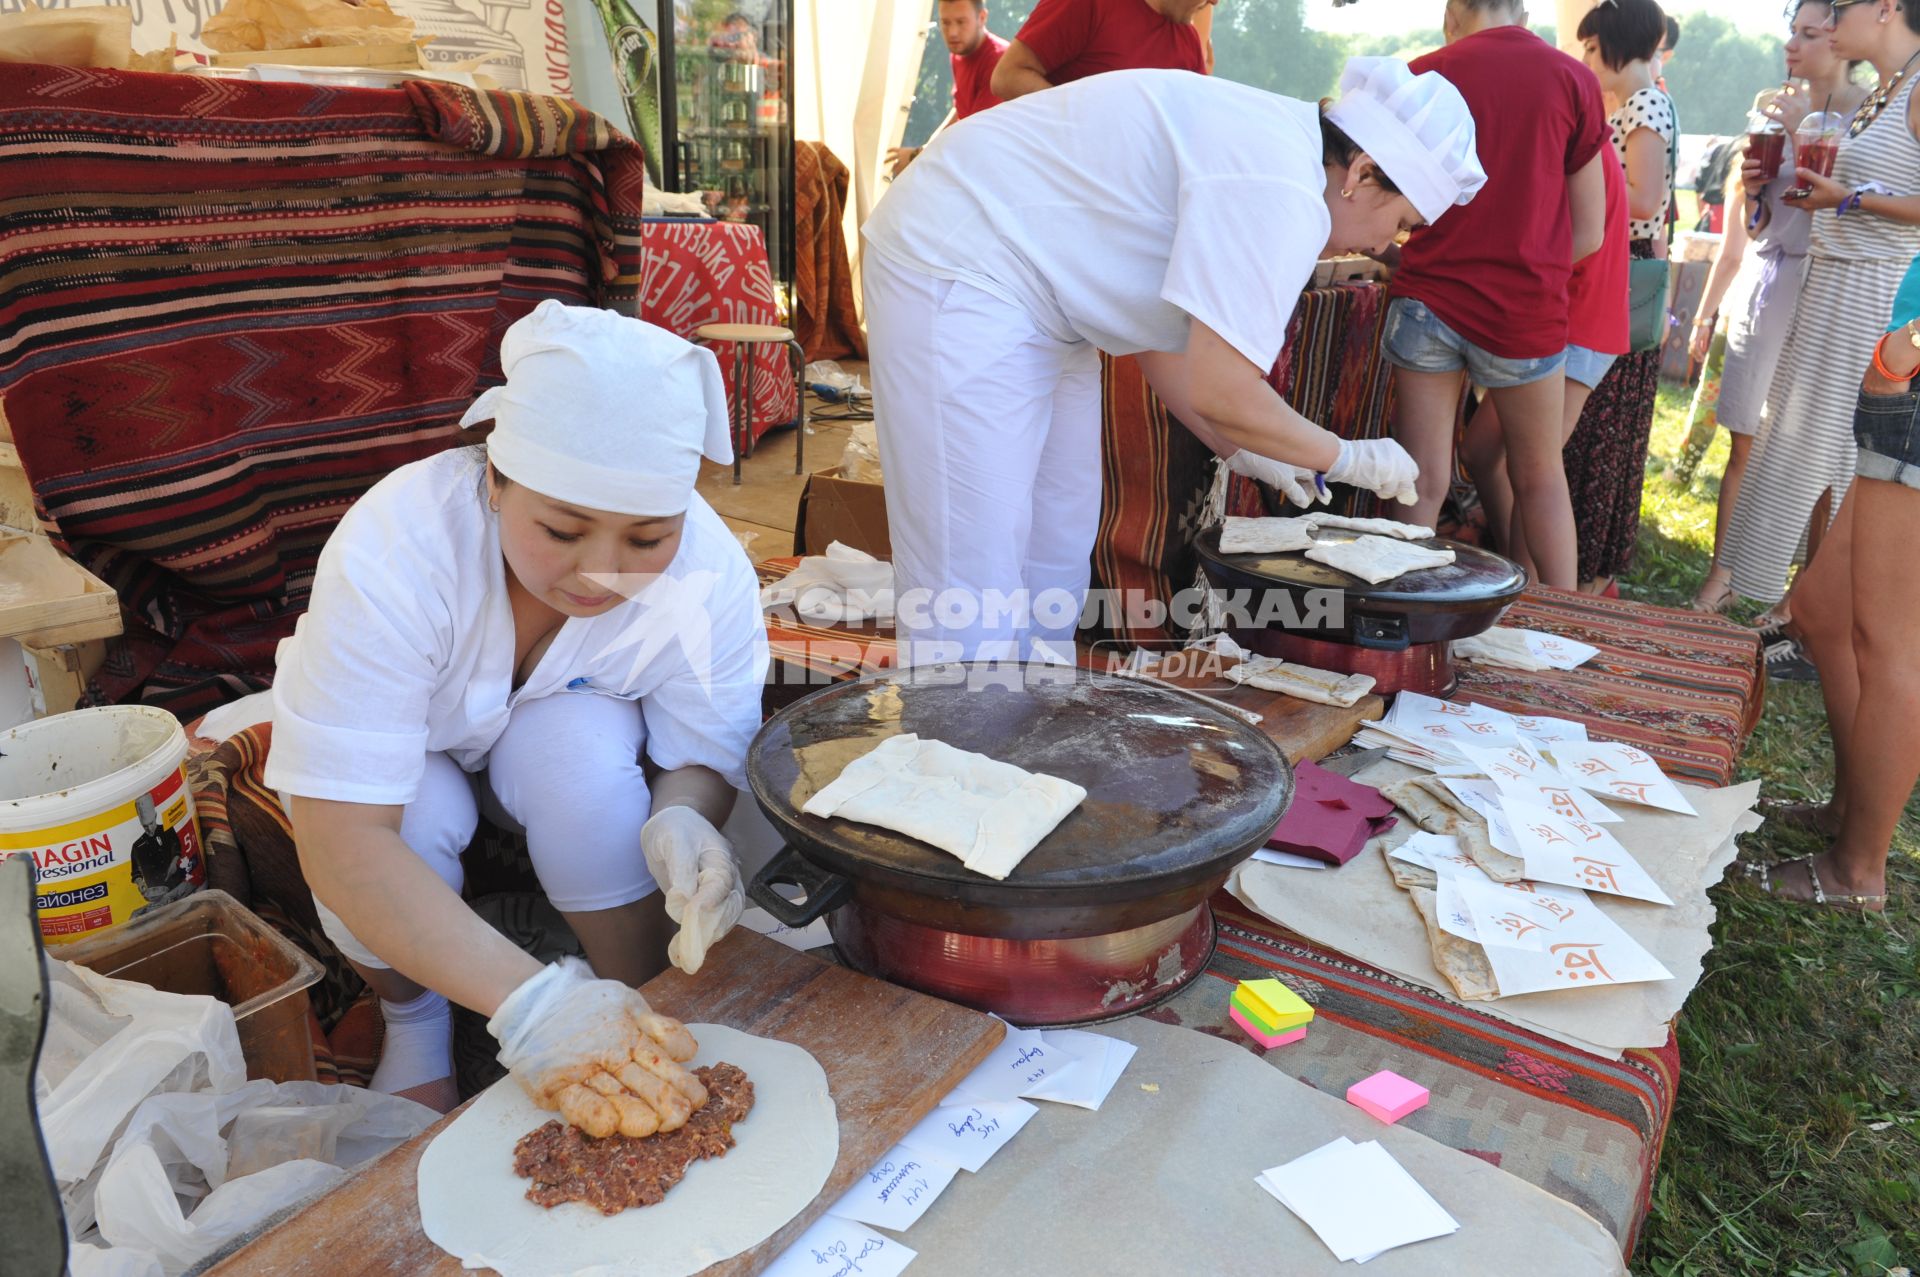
[1719,0,1920,629]
[1681,4,1867,614]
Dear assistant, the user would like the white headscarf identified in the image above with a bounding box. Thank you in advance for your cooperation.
[458,300,732,516]
[1325,56,1487,224]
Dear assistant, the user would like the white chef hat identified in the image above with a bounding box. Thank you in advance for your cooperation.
[1324,56,1486,225]
[458,299,732,517]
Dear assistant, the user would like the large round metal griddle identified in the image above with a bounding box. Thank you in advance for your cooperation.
[747,662,1295,914]
[1195,524,1527,646]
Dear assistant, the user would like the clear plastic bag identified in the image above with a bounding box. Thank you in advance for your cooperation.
[37,960,436,1275]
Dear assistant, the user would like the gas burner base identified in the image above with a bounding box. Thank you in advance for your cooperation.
[1230,628,1455,698]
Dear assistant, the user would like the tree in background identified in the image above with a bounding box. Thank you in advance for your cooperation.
[1657,13,1785,136]
[898,3,1781,148]
[1208,0,1344,99]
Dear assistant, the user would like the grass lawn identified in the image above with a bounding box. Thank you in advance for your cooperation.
[1626,386,1920,1276]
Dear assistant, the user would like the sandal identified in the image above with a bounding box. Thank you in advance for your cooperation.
[1757,797,1841,837]
[1690,572,1736,614]
[1743,856,1887,914]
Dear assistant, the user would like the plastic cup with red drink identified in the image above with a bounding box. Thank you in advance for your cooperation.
[1788,111,1844,198]
[1748,127,1786,181]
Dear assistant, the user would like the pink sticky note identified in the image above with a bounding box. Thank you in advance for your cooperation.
[1229,1004,1308,1049]
[1346,1070,1429,1124]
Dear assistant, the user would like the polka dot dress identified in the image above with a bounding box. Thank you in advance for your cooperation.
[1610,87,1675,242]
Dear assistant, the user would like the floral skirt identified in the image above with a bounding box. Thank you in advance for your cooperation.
[1564,240,1663,581]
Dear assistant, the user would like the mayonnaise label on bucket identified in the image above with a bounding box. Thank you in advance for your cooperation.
[0,764,204,942]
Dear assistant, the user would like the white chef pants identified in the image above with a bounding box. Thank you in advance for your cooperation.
[306,693,657,970]
[863,252,1102,664]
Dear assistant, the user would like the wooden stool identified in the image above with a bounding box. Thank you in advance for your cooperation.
[694,323,807,485]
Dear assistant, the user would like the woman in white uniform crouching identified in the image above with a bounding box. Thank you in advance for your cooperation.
[862,58,1487,663]
[264,300,768,1122]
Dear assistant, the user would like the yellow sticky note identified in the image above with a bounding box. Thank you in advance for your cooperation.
[1237,978,1314,1031]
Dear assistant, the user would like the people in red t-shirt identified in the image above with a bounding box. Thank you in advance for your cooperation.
[950,7,1010,119]
[888,2,1010,177]
[992,0,1213,101]
[1460,145,1630,576]
[1380,5,1610,590]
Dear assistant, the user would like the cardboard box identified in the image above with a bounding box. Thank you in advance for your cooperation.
[794,466,891,558]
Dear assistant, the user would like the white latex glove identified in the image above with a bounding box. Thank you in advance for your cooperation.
[1224,449,1329,508]
[641,806,746,976]
[488,958,707,1138]
[1325,437,1421,507]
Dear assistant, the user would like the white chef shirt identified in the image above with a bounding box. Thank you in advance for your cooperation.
[264,447,769,806]
[861,69,1332,370]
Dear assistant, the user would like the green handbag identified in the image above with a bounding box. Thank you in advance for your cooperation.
[1629,256,1670,353]
[1627,111,1680,353]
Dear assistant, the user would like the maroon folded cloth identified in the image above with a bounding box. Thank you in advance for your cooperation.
[1264,760,1398,866]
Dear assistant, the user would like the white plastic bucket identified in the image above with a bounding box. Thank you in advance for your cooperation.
[0,706,205,943]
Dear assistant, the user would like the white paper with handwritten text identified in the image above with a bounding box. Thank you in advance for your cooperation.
[827,1143,961,1232]
[762,1214,917,1277]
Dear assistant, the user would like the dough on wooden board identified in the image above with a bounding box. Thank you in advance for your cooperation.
[802,733,1087,879]
[418,1025,837,1277]
[1305,535,1455,584]
[1224,654,1375,707]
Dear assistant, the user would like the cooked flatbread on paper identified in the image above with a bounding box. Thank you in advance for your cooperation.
[1224,654,1376,707]
[801,733,1086,880]
[1408,887,1501,1001]
[1378,777,1526,882]
[1218,516,1318,555]
[1306,535,1456,584]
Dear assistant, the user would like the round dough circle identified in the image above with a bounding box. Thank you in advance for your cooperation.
[418,1024,838,1277]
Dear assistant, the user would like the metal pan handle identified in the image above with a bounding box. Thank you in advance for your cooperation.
[747,845,854,927]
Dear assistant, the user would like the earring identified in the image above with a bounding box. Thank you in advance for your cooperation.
[488,499,500,512]
[1341,188,1355,199]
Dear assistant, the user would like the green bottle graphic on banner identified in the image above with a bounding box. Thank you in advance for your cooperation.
[589,0,665,188]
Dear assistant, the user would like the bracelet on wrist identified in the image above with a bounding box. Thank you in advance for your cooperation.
[1870,331,1917,384]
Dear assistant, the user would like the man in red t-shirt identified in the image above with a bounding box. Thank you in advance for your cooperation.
[1380,0,1610,590]
[948,1,1010,118]
[991,0,1213,101]
[889,1,1011,177]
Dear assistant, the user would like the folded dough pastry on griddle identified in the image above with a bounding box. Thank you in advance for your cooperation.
[1305,534,1456,584]
[800,733,1087,879]
[1304,514,1435,540]
[1218,515,1317,555]
[1224,653,1376,707]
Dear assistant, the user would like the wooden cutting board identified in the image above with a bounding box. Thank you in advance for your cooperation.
[203,931,1005,1276]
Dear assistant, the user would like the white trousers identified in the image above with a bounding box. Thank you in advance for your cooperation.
[862,252,1103,664]
[306,692,657,970]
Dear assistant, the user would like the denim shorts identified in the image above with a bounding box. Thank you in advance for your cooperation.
[1381,298,1568,389]
[1563,343,1619,390]
[1854,387,1920,490]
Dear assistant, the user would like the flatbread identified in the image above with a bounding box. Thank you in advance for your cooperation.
[1305,535,1456,585]
[418,1024,838,1277]
[1453,628,1550,671]
[1382,841,1438,890]
[1407,888,1501,1001]
[1224,654,1376,707]
[1218,516,1317,555]
[1377,777,1526,882]
[1304,514,1436,540]
[801,733,1087,879]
